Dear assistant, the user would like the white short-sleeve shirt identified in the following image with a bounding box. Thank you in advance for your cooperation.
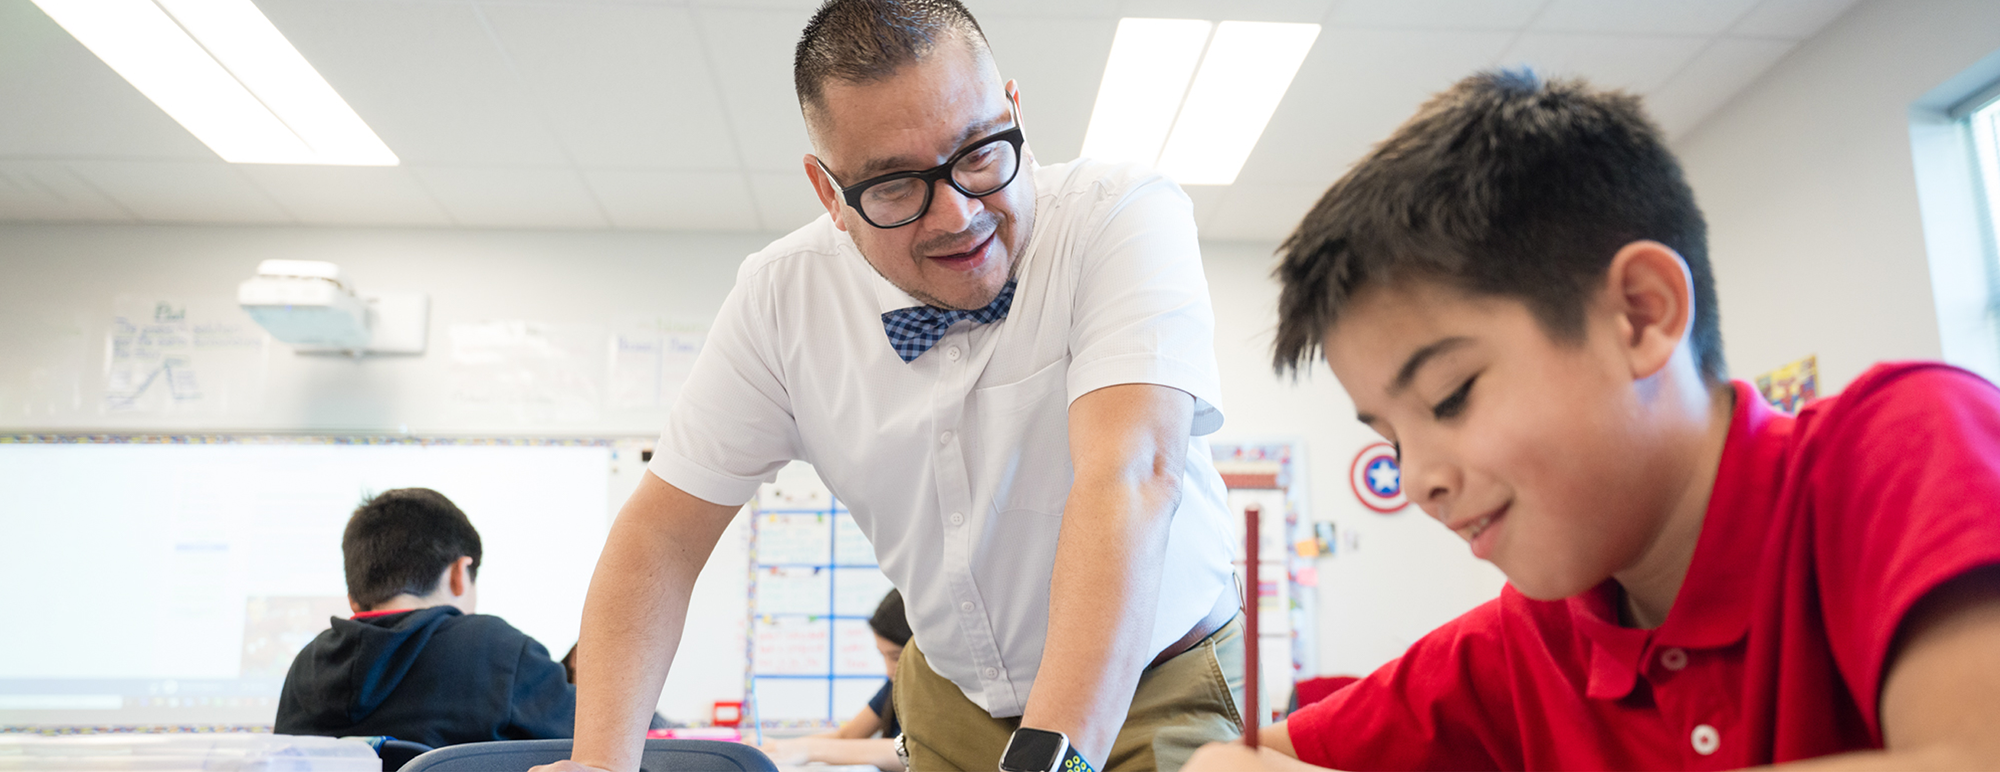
[649,160,1235,717]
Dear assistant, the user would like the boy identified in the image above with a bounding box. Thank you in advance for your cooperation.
[275,488,576,748]
[1186,70,2000,770]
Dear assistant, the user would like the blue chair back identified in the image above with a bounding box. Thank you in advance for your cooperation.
[400,738,776,772]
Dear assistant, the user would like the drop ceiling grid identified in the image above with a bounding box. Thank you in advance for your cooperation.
[0,0,1865,238]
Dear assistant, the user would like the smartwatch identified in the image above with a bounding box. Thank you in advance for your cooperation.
[1000,728,1095,772]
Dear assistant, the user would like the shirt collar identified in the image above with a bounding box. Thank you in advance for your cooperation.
[832,228,925,316]
[1567,380,1790,699]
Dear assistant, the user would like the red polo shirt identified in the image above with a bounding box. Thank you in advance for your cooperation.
[1287,362,2000,770]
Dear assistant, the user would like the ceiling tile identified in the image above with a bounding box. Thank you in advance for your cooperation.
[974,0,1120,18]
[1116,0,1336,23]
[1647,36,1796,139]
[1532,0,1764,36]
[412,167,610,228]
[695,7,817,172]
[1324,0,1549,30]
[1200,183,1323,242]
[1728,0,1862,39]
[1500,32,1709,93]
[1233,28,1516,185]
[480,4,742,170]
[64,162,296,223]
[747,171,827,232]
[257,0,572,166]
[237,166,453,226]
[585,170,762,231]
[979,16,1119,165]
[687,0,820,9]
[0,162,135,222]
[0,0,216,161]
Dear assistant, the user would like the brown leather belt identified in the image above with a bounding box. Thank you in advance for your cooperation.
[1146,589,1240,670]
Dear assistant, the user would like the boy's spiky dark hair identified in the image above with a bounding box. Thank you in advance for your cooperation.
[342,488,482,610]
[1272,69,1725,385]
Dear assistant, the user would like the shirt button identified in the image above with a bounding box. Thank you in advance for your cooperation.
[939,431,953,444]
[1660,647,1688,671]
[984,667,999,679]
[960,601,974,612]
[946,346,961,361]
[1690,724,1720,756]
[949,512,965,526]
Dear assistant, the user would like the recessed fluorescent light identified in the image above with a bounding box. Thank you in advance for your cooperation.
[1078,18,1212,166]
[1157,21,1319,185]
[32,0,397,166]
[1079,18,1319,186]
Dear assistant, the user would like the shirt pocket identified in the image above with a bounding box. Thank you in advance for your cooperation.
[970,356,1072,517]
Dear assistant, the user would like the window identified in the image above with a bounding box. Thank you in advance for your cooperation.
[1966,92,2000,269]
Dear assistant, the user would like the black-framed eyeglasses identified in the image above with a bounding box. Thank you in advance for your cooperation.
[815,107,1025,229]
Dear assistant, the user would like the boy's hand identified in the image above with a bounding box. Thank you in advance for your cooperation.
[526,762,612,772]
[1184,741,1337,772]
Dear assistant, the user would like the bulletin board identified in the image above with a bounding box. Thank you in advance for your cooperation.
[746,473,896,729]
[1212,440,1318,721]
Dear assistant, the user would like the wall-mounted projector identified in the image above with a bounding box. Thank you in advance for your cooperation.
[238,260,428,355]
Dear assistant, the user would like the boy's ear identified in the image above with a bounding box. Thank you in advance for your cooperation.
[1605,240,1694,381]
[347,596,363,615]
[447,555,474,598]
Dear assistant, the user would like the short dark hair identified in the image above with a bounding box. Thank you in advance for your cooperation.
[342,488,482,611]
[868,589,911,646]
[1272,69,1726,385]
[793,0,989,128]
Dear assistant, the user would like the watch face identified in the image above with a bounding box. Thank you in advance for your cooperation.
[1000,729,1067,772]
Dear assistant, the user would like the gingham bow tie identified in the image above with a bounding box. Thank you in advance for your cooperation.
[881,280,1017,363]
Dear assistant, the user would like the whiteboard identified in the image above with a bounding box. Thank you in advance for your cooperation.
[0,436,619,727]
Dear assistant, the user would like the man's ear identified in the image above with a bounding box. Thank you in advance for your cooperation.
[802,154,850,232]
[1605,240,1694,380]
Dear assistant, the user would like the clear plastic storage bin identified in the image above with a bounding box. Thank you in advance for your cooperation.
[0,733,378,771]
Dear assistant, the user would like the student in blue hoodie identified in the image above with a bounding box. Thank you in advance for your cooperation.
[275,488,575,747]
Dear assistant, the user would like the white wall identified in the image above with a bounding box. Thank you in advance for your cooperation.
[1673,0,2000,390]
[0,224,762,435]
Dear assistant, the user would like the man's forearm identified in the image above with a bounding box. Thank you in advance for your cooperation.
[1019,383,1195,767]
[1020,476,1177,765]
[571,475,737,772]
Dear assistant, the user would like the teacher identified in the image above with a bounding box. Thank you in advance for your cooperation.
[542,2,1241,770]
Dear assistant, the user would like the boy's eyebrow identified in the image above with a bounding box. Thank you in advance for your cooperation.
[1389,336,1474,395]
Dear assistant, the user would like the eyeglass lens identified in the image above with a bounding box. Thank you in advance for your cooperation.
[858,137,1019,227]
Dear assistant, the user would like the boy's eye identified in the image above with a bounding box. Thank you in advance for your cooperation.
[1431,375,1477,420]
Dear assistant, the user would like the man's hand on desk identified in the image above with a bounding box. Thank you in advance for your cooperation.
[1183,741,1333,772]
[526,761,612,772]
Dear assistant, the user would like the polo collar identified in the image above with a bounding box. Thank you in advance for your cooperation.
[1568,381,1790,700]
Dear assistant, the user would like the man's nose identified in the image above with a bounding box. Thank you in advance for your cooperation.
[923,178,981,232]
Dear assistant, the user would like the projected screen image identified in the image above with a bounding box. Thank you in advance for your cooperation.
[0,440,612,727]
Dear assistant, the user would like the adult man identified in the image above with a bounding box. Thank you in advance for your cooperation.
[540,2,1240,770]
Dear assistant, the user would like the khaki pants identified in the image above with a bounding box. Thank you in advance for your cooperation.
[895,617,1245,772]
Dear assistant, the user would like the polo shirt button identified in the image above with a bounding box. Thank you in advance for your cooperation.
[984,667,999,679]
[949,512,965,526]
[960,601,975,612]
[1691,724,1720,756]
[946,346,961,361]
[939,431,953,444]
[1660,647,1688,671]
